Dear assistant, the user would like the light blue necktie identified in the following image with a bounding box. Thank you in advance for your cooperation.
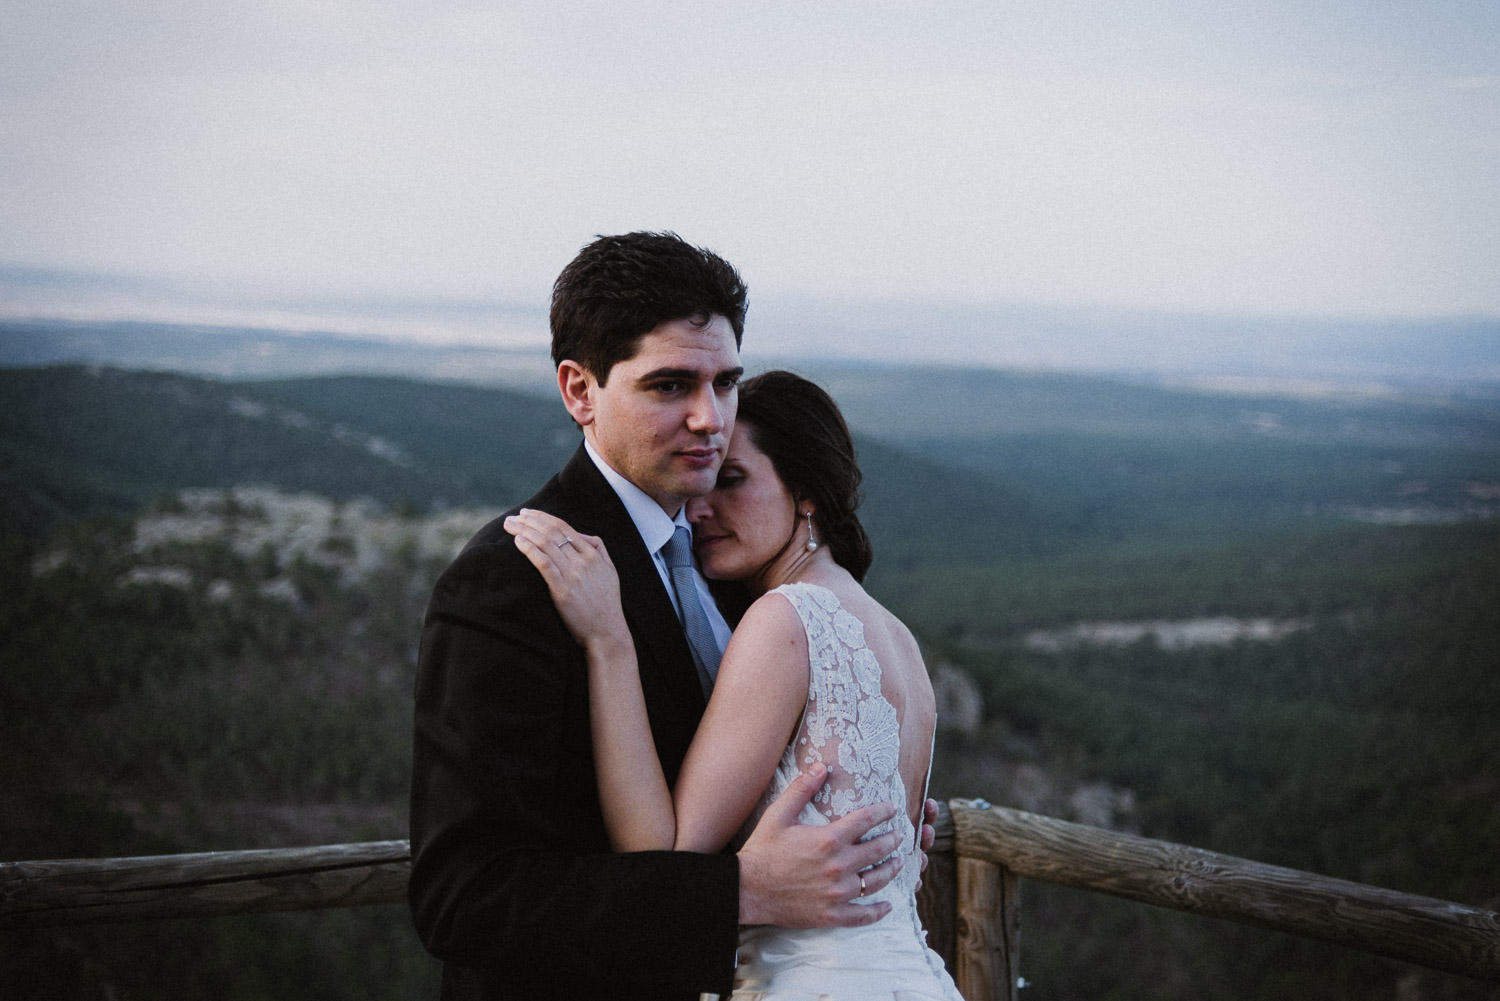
[660,526,722,699]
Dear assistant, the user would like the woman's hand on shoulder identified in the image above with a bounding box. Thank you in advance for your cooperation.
[504,508,628,653]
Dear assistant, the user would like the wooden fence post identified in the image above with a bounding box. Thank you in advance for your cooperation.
[953,801,1020,1001]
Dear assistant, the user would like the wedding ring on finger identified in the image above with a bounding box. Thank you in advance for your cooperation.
[556,536,575,550]
[857,873,866,898]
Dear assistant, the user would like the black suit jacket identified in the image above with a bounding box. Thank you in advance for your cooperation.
[409,444,746,1000]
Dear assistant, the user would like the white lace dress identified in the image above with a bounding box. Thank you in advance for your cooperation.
[729,582,963,1001]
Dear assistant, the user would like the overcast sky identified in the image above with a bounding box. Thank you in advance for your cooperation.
[4,1,1498,322]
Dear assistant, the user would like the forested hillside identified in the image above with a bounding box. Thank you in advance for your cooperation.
[2,363,1497,1000]
[0,366,578,535]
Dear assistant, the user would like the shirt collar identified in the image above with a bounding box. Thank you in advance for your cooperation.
[584,439,690,555]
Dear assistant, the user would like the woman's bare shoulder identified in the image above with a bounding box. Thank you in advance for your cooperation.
[717,589,810,680]
[741,586,812,628]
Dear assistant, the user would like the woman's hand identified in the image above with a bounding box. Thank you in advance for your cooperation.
[504,508,629,653]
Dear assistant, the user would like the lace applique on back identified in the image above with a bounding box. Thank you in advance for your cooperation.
[759,582,920,902]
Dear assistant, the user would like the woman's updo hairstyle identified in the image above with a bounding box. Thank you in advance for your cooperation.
[735,370,873,582]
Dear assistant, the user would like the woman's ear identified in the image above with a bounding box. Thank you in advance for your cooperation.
[557,360,595,427]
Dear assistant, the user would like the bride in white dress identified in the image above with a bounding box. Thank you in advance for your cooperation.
[506,371,963,1001]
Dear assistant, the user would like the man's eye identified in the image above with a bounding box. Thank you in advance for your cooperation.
[652,381,682,394]
[715,377,740,391]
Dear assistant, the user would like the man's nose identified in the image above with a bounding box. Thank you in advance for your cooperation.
[685,385,725,434]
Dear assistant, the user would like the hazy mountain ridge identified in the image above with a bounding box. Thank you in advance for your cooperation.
[7,314,1497,445]
[810,366,1500,543]
[0,318,557,389]
[812,363,1500,445]
[7,361,1496,556]
[5,291,1499,392]
[0,366,1049,567]
[0,366,574,536]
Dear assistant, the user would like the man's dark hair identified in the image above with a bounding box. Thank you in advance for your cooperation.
[737,370,874,582]
[550,231,748,384]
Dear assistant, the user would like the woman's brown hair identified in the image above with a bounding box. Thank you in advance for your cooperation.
[736,370,873,582]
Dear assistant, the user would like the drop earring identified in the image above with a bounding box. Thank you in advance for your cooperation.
[805,511,818,552]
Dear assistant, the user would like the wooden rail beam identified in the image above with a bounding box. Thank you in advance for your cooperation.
[950,801,1500,983]
[0,841,410,929]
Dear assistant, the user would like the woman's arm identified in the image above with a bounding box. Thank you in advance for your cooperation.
[580,596,808,854]
[668,595,810,852]
[505,508,809,855]
[580,628,678,851]
[505,509,676,851]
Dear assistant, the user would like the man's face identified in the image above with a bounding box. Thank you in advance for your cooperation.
[560,315,743,515]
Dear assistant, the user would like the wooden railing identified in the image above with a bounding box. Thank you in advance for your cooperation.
[928,800,1500,999]
[0,840,409,928]
[3,801,1498,1000]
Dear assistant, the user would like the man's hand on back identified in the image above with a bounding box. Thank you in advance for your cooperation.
[736,763,904,927]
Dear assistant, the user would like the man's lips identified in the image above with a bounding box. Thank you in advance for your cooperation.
[675,447,721,468]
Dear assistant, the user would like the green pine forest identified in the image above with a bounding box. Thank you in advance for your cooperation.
[2,360,1498,1000]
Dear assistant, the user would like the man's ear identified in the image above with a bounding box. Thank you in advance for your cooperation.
[557,360,595,427]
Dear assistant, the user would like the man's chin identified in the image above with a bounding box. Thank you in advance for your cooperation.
[643,473,718,512]
[669,470,721,501]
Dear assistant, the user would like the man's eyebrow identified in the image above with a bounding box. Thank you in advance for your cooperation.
[636,366,745,383]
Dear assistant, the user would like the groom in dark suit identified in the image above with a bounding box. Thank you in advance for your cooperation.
[409,233,909,1001]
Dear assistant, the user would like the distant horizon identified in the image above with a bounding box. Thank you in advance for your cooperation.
[4,267,1499,399]
[5,259,1499,330]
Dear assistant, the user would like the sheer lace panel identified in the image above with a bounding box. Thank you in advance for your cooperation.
[773,583,912,856]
